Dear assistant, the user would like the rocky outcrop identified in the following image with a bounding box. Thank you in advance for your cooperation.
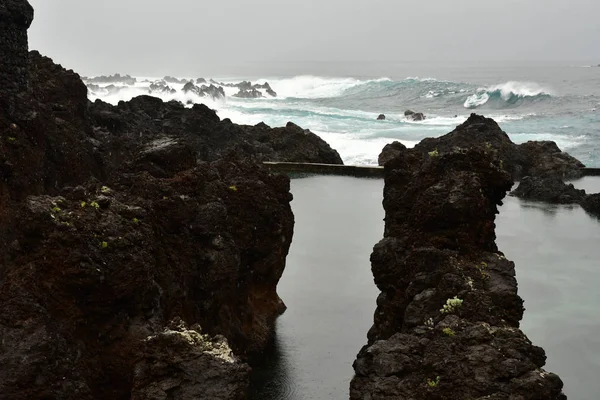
[0,0,34,111]
[382,114,585,180]
[132,318,250,400]
[89,96,343,165]
[405,109,426,121]
[351,148,566,399]
[1,50,103,202]
[582,193,600,218]
[149,81,176,95]
[378,141,406,165]
[84,73,137,85]
[164,75,186,84]
[377,114,386,120]
[182,81,226,99]
[233,88,263,99]
[510,175,586,203]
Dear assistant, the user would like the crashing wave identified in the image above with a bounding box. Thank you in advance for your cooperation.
[464,81,552,109]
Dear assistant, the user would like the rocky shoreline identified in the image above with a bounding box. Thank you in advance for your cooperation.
[0,0,590,399]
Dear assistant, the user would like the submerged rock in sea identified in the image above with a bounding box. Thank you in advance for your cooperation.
[233,87,264,99]
[351,147,566,399]
[377,114,386,120]
[405,109,426,121]
[382,113,585,180]
[149,80,176,95]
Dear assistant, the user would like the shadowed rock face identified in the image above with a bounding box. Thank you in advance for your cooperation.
[0,2,309,399]
[351,148,566,399]
[0,0,33,111]
[380,114,584,180]
[0,155,294,399]
[511,175,586,204]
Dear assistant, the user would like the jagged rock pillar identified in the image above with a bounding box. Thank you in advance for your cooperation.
[0,0,34,111]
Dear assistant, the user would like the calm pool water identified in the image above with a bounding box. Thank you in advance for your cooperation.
[250,175,600,400]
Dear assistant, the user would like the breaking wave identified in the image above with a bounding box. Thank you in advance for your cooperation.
[464,81,553,109]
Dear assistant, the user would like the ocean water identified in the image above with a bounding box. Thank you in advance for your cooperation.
[85,62,600,167]
[249,175,600,400]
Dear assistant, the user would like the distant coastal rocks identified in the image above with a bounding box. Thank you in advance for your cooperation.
[81,75,278,101]
[376,110,427,121]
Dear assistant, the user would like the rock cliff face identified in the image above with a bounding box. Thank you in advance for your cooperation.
[0,156,293,399]
[380,114,584,179]
[351,147,566,399]
[0,0,34,111]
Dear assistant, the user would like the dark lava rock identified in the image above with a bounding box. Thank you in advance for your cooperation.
[351,147,566,399]
[377,114,386,120]
[582,193,600,218]
[383,113,585,180]
[182,82,226,100]
[0,0,34,111]
[164,75,186,84]
[0,3,336,398]
[149,81,176,95]
[511,175,586,203]
[0,156,294,399]
[89,96,343,165]
[200,83,226,99]
[85,73,137,85]
[233,88,264,99]
[378,141,407,166]
[132,318,250,400]
[266,88,277,97]
[405,109,426,121]
[519,140,585,179]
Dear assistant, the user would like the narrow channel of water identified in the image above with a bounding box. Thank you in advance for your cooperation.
[250,175,600,400]
[250,176,383,400]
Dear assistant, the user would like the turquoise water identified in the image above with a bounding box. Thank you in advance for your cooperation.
[86,63,600,167]
[249,175,600,400]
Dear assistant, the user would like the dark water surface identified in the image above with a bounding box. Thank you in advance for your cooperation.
[250,175,600,400]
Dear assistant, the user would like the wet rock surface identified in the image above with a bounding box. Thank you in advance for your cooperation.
[382,114,585,180]
[351,148,566,399]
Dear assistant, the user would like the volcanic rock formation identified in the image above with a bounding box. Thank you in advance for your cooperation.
[0,0,34,112]
[351,146,566,399]
[380,114,584,180]
[88,97,343,165]
[0,1,340,398]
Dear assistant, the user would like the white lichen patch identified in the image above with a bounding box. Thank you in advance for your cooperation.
[149,327,237,364]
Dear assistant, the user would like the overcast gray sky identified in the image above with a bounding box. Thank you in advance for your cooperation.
[27,0,600,76]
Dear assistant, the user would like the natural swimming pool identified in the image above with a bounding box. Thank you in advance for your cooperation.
[250,175,600,400]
